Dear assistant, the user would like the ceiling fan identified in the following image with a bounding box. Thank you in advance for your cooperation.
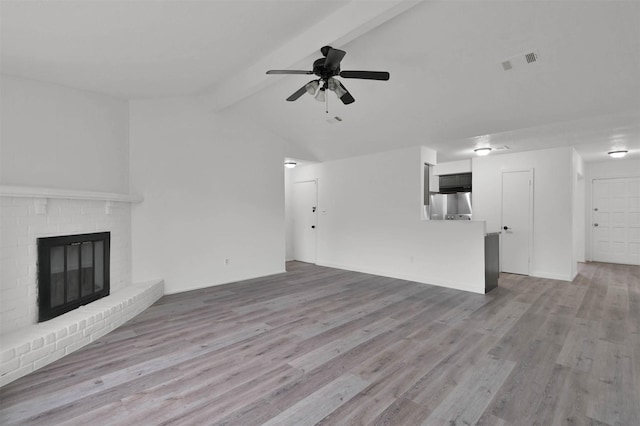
[266,46,390,107]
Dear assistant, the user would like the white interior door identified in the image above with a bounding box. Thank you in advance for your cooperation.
[292,181,317,263]
[591,177,640,265]
[501,170,533,275]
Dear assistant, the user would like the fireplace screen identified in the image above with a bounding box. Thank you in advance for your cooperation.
[38,232,110,322]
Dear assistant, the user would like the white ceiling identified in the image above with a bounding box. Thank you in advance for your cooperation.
[2,0,639,164]
[0,0,349,98]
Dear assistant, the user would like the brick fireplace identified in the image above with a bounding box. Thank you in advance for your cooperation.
[1,191,131,333]
[0,186,163,387]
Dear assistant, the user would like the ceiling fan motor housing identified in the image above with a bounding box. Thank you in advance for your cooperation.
[313,58,339,79]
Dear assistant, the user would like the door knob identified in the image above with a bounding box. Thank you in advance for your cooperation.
[311,225,316,229]
[593,223,598,227]
[503,226,510,230]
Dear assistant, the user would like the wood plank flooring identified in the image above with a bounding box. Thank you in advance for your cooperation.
[1,261,638,425]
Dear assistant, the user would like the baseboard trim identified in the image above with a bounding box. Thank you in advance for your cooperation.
[317,261,484,294]
[163,269,288,295]
[529,270,573,282]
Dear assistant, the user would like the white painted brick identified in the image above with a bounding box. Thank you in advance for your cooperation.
[44,331,56,345]
[2,205,29,217]
[0,275,27,296]
[83,320,105,338]
[56,328,68,340]
[1,348,16,363]
[55,331,83,352]
[0,358,20,376]
[34,348,66,370]
[1,216,19,226]
[21,344,55,365]
[65,336,91,354]
[0,308,20,325]
[0,363,34,387]
[15,342,30,356]
[31,337,44,350]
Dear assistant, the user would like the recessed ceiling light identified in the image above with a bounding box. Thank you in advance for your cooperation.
[284,161,297,169]
[608,150,628,158]
[474,147,492,156]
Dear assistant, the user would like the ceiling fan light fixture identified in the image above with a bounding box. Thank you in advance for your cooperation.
[474,147,492,156]
[305,81,319,95]
[284,161,297,169]
[608,150,628,158]
[314,88,326,102]
[328,78,347,98]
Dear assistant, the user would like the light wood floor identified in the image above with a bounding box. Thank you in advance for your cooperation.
[1,261,638,425]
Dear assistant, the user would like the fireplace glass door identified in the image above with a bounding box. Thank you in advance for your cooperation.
[38,232,110,322]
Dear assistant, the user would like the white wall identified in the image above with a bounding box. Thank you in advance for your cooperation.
[129,97,286,294]
[288,146,486,294]
[472,146,574,281]
[584,157,640,260]
[0,75,129,193]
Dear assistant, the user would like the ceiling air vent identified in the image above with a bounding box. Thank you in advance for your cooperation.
[525,51,538,63]
[501,49,540,71]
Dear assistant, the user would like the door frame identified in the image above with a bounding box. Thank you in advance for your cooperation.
[292,179,318,264]
[500,168,534,275]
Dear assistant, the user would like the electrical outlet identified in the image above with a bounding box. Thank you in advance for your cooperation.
[225,258,231,266]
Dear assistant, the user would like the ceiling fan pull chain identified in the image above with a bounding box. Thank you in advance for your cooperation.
[325,88,329,114]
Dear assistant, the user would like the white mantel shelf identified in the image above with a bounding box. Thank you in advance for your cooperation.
[0,185,143,203]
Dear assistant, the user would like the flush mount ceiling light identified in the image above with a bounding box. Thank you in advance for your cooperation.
[474,147,492,156]
[608,150,628,158]
[284,161,297,169]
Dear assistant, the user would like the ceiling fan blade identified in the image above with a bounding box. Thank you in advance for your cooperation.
[286,86,308,101]
[339,70,390,81]
[266,70,314,75]
[286,81,315,101]
[336,81,355,105]
[324,47,346,71]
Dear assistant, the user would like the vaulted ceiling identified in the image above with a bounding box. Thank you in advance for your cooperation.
[2,0,639,163]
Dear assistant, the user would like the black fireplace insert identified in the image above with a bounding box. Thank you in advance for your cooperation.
[37,232,110,322]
